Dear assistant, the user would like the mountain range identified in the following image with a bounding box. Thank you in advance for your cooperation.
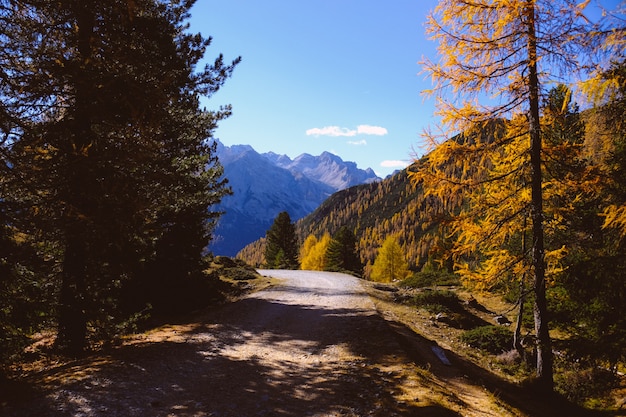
[209,141,381,256]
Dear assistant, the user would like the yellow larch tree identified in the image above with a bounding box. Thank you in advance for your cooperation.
[299,234,318,267]
[413,0,595,391]
[370,236,410,283]
[300,233,331,271]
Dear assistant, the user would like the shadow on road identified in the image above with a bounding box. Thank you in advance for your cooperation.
[4,274,616,417]
[4,292,465,417]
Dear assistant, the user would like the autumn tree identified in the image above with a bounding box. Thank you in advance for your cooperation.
[370,236,409,283]
[300,233,331,271]
[414,0,595,390]
[0,0,237,353]
[265,211,299,269]
[325,226,362,275]
[300,235,319,268]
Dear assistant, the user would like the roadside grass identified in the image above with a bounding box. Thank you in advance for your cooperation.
[365,279,626,414]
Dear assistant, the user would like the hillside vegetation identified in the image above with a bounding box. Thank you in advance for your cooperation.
[238,106,615,274]
[238,167,438,271]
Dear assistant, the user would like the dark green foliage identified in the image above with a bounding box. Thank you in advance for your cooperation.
[0,0,237,354]
[0,220,55,363]
[400,270,460,288]
[542,71,626,369]
[324,226,362,275]
[555,365,619,408]
[265,212,299,269]
[411,290,460,313]
[461,325,513,354]
[549,251,626,368]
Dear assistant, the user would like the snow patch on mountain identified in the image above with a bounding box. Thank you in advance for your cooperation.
[209,141,380,256]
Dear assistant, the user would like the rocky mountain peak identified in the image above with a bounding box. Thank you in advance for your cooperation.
[210,140,380,256]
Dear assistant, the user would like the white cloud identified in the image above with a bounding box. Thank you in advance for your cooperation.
[348,139,367,146]
[306,124,388,137]
[306,126,357,137]
[357,125,388,136]
[380,160,409,168]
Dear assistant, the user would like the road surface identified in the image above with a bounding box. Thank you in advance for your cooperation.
[5,270,506,417]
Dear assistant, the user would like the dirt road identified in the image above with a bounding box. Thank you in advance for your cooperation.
[3,270,515,417]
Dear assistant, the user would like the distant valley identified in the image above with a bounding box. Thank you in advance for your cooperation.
[209,141,381,256]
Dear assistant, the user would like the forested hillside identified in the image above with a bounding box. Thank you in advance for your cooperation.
[238,106,614,273]
[295,168,437,270]
[237,128,492,272]
[236,168,423,269]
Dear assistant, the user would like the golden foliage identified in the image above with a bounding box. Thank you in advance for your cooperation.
[410,71,604,290]
[370,235,410,283]
[414,0,599,304]
[421,0,591,144]
[300,233,331,271]
[236,237,266,268]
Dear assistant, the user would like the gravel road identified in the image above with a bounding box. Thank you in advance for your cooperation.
[4,270,471,417]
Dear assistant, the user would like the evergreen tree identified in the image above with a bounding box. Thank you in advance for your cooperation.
[265,212,299,269]
[0,0,238,353]
[559,60,626,368]
[324,226,362,275]
[370,236,409,283]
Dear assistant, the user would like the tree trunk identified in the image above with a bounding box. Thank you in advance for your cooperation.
[514,275,526,359]
[56,231,88,354]
[56,0,94,354]
[514,221,527,361]
[526,0,553,391]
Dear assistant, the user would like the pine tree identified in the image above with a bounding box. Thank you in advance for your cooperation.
[265,212,299,269]
[324,226,362,275]
[562,60,626,367]
[370,236,409,283]
[414,0,595,390]
[0,0,238,353]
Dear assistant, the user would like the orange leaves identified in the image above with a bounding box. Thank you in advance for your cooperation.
[422,0,528,110]
[410,103,587,287]
[416,0,599,294]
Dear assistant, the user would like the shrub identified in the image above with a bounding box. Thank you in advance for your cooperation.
[400,270,460,288]
[555,365,618,408]
[214,257,259,280]
[412,290,460,313]
[460,325,513,354]
[222,267,259,281]
[214,256,238,268]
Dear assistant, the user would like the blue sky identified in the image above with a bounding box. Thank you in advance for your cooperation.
[188,0,621,178]
[189,0,440,177]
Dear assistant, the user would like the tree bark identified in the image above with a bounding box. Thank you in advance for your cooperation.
[56,0,94,354]
[56,230,88,354]
[526,0,553,391]
[514,221,527,361]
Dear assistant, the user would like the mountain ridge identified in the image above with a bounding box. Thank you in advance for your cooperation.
[210,140,381,256]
